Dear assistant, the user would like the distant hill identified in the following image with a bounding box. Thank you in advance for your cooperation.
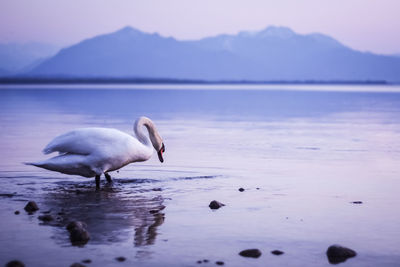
[0,42,60,72]
[28,26,400,82]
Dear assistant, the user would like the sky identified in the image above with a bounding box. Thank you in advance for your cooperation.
[0,0,399,55]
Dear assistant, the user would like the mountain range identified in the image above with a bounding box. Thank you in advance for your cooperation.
[0,42,60,74]
[8,26,400,82]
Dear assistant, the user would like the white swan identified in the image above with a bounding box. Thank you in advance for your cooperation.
[26,116,165,189]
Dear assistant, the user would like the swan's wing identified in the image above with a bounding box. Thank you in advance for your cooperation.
[43,128,131,156]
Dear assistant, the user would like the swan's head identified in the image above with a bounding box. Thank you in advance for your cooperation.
[135,116,166,163]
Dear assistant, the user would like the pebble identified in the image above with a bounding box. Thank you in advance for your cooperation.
[24,201,39,212]
[326,245,357,264]
[14,210,20,215]
[38,214,54,222]
[209,200,225,210]
[215,261,224,265]
[115,256,126,262]
[6,260,25,267]
[66,221,90,245]
[238,188,245,192]
[271,250,284,255]
[239,249,262,258]
[351,201,363,204]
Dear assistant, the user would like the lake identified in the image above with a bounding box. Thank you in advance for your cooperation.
[1,84,400,267]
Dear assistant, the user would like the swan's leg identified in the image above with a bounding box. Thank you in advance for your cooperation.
[95,175,100,190]
[105,172,112,183]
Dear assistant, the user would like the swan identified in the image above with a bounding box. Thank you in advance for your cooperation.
[26,116,165,189]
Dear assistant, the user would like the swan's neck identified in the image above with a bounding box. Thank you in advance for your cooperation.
[134,117,162,151]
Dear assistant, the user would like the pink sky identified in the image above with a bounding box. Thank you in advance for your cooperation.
[0,0,399,54]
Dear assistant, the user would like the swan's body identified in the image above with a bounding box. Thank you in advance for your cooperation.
[27,117,165,188]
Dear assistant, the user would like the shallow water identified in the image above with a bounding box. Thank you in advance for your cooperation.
[1,85,400,266]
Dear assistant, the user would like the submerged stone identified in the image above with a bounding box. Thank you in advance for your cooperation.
[239,249,262,258]
[115,256,126,262]
[271,250,284,255]
[67,221,87,231]
[6,260,25,267]
[238,188,245,192]
[66,221,90,245]
[38,214,54,222]
[70,263,86,267]
[24,201,39,212]
[215,261,224,265]
[326,245,357,264]
[209,200,225,210]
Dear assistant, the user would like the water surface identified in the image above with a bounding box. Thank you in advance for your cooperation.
[1,85,400,266]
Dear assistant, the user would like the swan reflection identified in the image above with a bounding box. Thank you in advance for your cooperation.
[40,179,165,247]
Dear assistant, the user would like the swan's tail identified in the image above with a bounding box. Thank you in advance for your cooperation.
[23,155,98,178]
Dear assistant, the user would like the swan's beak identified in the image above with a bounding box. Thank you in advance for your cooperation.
[158,143,165,163]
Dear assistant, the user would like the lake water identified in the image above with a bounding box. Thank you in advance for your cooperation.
[1,85,400,267]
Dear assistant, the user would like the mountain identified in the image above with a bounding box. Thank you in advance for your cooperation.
[0,42,61,72]
[29,26,400,82]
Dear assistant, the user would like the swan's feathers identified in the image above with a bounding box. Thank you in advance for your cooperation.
[43,128,133,156]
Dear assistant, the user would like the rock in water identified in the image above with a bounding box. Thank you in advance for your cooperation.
[115,257,126,262]
[215,261,224,265]
[67,221,87,231]
[66,221,90,245]
[24,201,39,212]
[238,188,245,192]
[326,245,357,264]
[6,260,25,267]
[239,249,262,258]
[38,215,54,222]
[70,263,86,267]
[271,250,284,255]
[209,200,225,210]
